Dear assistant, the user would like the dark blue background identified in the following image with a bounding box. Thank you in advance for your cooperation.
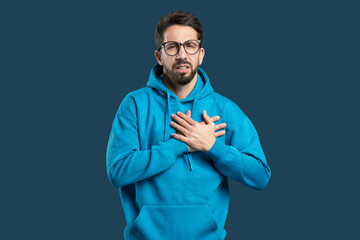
[2,0,359,239]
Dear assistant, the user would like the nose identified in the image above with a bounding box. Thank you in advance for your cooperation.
[176,44,188,60]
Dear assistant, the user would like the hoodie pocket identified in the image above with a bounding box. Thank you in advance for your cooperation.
[129,204,221,240]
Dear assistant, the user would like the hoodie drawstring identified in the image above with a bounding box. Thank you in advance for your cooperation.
[163,90,198,171]
[186,97,198,171]
[164,91,171,141]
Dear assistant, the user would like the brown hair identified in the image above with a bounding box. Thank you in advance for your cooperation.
[154,11,203,50]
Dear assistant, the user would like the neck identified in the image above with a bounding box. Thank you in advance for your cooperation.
[163,74,198,100]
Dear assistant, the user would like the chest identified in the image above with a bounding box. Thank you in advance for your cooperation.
[136,96,225,149]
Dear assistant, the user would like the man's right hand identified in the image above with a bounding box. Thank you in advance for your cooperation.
[174,110,226,152]
[185,110,226,137]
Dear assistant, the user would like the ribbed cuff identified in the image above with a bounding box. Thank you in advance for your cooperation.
[165,138,189,157]
[204,138,229,163]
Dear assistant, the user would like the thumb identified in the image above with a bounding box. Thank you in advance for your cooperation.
[203,110,211,124]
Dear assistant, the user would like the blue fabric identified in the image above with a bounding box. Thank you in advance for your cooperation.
[106,64,271,240]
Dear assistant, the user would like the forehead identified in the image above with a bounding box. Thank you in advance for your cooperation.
[163,25,198,42]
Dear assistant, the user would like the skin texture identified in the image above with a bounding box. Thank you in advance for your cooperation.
[154,25,226,152]
[171,110,227,152]
[155,25,204,100]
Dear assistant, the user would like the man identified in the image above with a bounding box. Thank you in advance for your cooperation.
[106,11,271,240]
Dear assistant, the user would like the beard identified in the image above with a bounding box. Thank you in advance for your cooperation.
[163,60,198,86]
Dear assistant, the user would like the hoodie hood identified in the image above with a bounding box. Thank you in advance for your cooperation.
[146,64,214,102]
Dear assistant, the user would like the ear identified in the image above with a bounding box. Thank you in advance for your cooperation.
[154,50,163,66]
[198,48,205,66]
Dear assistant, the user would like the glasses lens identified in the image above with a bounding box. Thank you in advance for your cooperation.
[163,40,200,55]
[164,42,179,56]
[184,40,200,54]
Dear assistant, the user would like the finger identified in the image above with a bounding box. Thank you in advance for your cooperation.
[186,109,191,117]
[171,113,191,129]
[200,116,220,125]
[202,110,213,125]
[176,111,197,125]
[170,121,189,135]
[171,133,190,144]
[210,115,221,123]
[201,115,220,124]
[215,130,226,137]
[214,122,227,131]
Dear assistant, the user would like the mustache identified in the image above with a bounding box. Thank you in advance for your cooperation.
[173,61,193,69]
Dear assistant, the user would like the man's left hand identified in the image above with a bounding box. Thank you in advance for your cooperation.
[170,110,220,152]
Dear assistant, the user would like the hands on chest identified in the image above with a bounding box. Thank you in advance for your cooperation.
[170,110,227,152]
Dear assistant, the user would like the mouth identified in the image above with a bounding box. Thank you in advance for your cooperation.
[174,64,191,73]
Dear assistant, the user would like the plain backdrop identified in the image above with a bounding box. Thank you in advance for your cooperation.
[1,0,359,239]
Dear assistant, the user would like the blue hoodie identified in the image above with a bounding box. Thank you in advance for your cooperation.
[106,65,271,240]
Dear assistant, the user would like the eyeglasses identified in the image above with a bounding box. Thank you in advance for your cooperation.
[158,40,201,56]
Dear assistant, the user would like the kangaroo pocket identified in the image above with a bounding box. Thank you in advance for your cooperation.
[128,204,221,240]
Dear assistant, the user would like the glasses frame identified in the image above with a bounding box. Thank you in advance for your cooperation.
[158,40,202,56]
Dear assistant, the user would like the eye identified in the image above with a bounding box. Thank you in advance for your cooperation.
[165,43,178,49]
[186,43,196,48]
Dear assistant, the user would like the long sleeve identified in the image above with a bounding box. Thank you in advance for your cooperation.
[106,95,188,188]
[204,113,271,190]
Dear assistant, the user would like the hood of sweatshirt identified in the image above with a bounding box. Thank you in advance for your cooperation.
[146,64,214,102]
[146,64,214,170]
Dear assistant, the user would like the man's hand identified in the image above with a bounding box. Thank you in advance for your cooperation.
[170,110,226,152]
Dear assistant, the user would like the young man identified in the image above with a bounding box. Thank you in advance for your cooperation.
[106,11,271,240]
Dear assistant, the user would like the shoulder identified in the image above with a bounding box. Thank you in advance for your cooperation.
[120,87,150,105]
[124,87,149,100]
[117,87,149,118]
[211,91,247,123]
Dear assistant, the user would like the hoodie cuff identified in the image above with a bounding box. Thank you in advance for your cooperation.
[165,138,189,157]
[204,138,230,163]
